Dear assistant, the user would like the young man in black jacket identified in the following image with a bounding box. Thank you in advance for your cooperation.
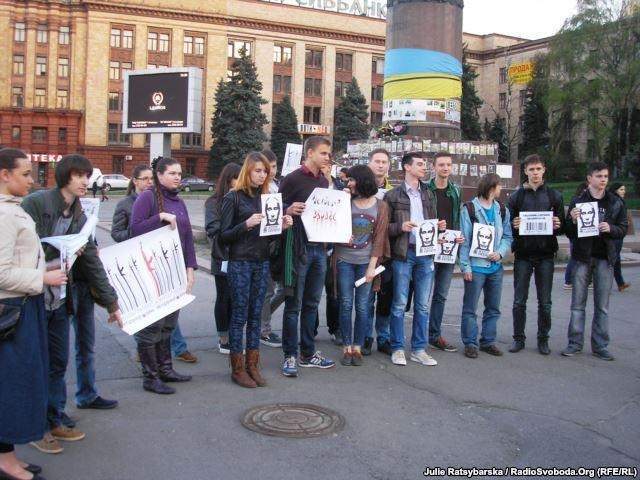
[562,162,627,361]
[508,155,564,355]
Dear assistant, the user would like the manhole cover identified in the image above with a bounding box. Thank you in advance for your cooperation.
[241,403,345,438]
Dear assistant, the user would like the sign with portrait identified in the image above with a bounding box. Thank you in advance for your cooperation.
[415,219,439,257]
[470,223,496,258]
[576,202,600,238]
[260,193,283,236]
[435,230,461,264]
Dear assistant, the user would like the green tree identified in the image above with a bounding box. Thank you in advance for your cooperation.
[270,95,301,168]
[520,55,550,158]
[209,48,268,176]
[461,53,483,141]
[333,78,369,153]
[488,116,509,163]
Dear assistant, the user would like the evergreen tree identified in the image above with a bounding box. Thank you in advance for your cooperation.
[460,54,483,141]
[488,116,509,162]
[520,56,550,158]
[270,95,301,169]
[333,78,369,153]
[209,48,268,176]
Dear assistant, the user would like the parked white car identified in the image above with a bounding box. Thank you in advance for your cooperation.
[101,174,130,191]
[89,168,104,188]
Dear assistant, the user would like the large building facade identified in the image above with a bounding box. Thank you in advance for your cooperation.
[0,0,548,186]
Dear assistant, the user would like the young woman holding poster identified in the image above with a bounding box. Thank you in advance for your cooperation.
[130,156,197,395]
[204,162,241,354]
[334,165,389,366]
[0,148,67,480]
[219,152,292,388]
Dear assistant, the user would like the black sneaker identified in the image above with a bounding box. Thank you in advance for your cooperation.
[362,337,373,356]
[218,341,230,355]
[260,332,282,348]
[561,346,582,357]
[299,351,336,369]
[593,350,614,361]
[77,396,118,410]
[377,340,392,356]
[464,345,478,358]
[509,340,525,353]
[479,345,503,356]
[537,339,550,355]
[429,337,458,352]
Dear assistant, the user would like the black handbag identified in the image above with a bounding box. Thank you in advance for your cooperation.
[0,298,26,342]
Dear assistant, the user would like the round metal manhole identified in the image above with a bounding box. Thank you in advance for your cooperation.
[241,403,345,438]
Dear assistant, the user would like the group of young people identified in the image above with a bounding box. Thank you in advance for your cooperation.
[0,137,628,479]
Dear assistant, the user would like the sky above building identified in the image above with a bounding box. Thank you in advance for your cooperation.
[463,0,578,40]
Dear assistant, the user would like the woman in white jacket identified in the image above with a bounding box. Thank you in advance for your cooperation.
[0,148,66,480]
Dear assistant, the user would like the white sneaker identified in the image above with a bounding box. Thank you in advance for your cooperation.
[391,350,407,366]
[410,349,438,366]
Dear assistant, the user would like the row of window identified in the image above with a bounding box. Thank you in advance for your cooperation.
[13,55,69,77]
[10,126,67,143]
[110,28,207,55]
[14,23,70,45]
[497,90,528,109]
[11,87,68,108]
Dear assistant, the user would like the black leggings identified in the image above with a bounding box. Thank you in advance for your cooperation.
[0,442,14,453]
[214,274,231,335]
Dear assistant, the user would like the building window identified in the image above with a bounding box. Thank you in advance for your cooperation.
[273,45,292,64]
[273,75,282,93]
[14,22,25,42]
[371,111,383,125]
[12,126,21,140]
[122,30,133,49]
[13,55,24,75]
[371,85,384,102]
[158,33,169,52]
[59,26,70,45]
[108,124,130,144]
[58,57,69,78]
[108,92,120,111]
[11,87,23,107]
[305,49,323,68]
[36,24,48,44]
[147,32,158,51]
[122,62,132,73]
[228,40,251,58]
[181,133,202,148]
[336,53,352,71]
[183,36,193,54]
[186,158,197,176]
[194,36,204,55]
[499,92,507,109]
[282,75,291,94]
[109,61,120,80]
[303,106,321,124]
[372,58,384,74]
[314,79,322,96]
[58,127,67,142]
[32,127,47,143]
[110,28,121,47]
[499,67,507,84]
[336,81,347,97]
[56,89,68,108]
[35,88,46,108]
[36,56,47,76]
[519,90,527,107]
[112,156,125,174]
[273,45,281,63]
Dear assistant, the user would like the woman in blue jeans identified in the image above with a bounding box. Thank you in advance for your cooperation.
[220,152,292,388]
[335,165,389,366]
[459,173,512,359]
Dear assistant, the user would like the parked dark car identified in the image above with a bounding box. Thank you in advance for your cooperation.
[180,176,215,192]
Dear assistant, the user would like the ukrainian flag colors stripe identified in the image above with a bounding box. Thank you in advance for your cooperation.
[383,74,461,100]
[384,48,462,78]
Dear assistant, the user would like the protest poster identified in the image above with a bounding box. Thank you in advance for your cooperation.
[470,223,495,258]
[281,143,303,176]
[459,164,468,176]
[576,202,599,238]
[301,188,352,243]
[99,226,195,335]
[470,164,478,177]
[260,193,283,236]
[435,230,461,264]
[519,211,553,236]
[415,219,439,256]
[80,197,100,239]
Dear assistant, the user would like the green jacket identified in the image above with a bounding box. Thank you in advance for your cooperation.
[22,188,119,313]
[425,178,462,230]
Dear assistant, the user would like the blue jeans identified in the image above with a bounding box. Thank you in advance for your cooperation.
[71,282,98,407]
[282,244,327,358]
[461,268,503,348]
[512,257,554,341]
[428,262,455,343]
[227,260,269,354]
[46,304,70,429]
[389,250,434,352]
[171,322,188,356]
[337,261,373,347]
[567,258,612,352]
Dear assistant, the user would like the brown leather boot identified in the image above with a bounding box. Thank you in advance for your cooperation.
[245,349,267,387]
[230,352,257,388]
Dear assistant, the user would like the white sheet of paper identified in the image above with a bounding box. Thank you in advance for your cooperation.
[301,188,352,243]
[221,261,228,273]
[355,265,385,288]
[470,223,496,258]
[281,143,303,176]
[435,230,461,264]
[375,188,387,200]
[415,219,439,256]
[99,226,194,335]
[496,164,513,179]
[519,211,553,236]
[260,193,283,236]
[576,202,600,238]
[41,215,99,272]
[80,197,100,239]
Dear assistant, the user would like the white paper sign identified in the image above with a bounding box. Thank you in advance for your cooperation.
[470,223,496,258]
[435,230,461,264]
[282,143,303,176]
[496,164,513,179]
[260,193,283,236]
[301,188,352,243]
[99,226,195,335]
[375,188,387,200]
[519,211,553,236]
[576,202,600,238]
[415,219,439,256]
[354,265,386,288]
[80,197,100,239]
